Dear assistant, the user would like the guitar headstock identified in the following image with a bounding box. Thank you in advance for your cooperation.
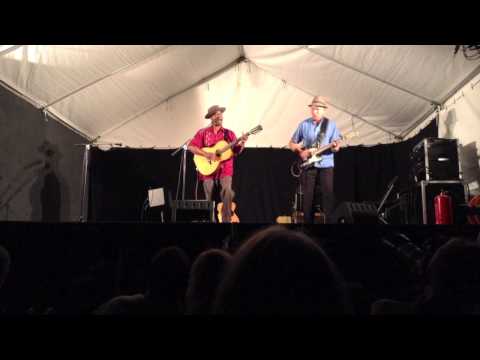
[248,125,263,135]
[339,131,358,142]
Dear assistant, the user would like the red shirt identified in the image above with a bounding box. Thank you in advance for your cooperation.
[190,126,242,181]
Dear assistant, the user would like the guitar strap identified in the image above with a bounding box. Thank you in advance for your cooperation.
[203,128,228,146]
[315,117,329,148]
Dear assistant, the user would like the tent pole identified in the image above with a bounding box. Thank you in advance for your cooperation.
[79,144,91,222]
[239,45,246,58]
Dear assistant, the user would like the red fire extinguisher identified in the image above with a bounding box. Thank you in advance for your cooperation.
[434,190,453,225]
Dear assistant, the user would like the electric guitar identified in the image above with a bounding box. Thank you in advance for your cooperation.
[299,132,355,169]
[193,125,263,176]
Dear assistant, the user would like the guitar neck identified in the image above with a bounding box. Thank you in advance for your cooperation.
[307,134,353,156]
[215,126,262,155]
[218,131,253,154]
[311,141,335,155]
[217,139,240,154]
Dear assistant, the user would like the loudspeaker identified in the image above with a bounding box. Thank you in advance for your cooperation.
[331,202,378,224]
[411,138,460,182]
[171,200,215,223]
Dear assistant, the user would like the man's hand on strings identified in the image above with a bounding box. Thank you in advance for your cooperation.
[238,133,249,146]
[205,152,219,161]
[299,149,311,161]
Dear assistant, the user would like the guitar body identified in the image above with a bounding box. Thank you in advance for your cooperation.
[298,132,357,169]
[193,140,234,176]
[192,125,262,176]
[301,154,323,169]
[217,202,240,223]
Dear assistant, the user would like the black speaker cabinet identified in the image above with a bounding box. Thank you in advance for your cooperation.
[407,180,466,224]
[410,138,460,182]
[331,202,378,224]
[171,200,215,223]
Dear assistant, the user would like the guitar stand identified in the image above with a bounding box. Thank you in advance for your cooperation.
[376,176,399,225]
[291,169,305,223]
[378,214,389,224]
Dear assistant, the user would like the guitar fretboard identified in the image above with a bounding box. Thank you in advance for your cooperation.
[217,125,262,154]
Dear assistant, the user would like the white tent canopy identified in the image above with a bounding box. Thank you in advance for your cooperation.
[1,45,479,148]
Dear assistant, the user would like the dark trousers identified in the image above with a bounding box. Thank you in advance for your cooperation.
[203,176,234,223]
[300,167,335,223]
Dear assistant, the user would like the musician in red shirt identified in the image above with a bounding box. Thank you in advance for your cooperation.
[188,105,248,223]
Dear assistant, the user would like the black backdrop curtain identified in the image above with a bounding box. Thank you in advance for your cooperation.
[335,120,438,205]
[88,120,437,223]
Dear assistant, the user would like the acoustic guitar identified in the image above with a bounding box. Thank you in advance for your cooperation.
[217,202,240,223]
[193,125,263,176]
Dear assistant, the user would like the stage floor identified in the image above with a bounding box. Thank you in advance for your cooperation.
[1,221,478,253]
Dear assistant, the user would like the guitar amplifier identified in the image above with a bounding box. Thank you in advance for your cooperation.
[410,138,461,182]
[331,202,378,224]
[171,200,215,223]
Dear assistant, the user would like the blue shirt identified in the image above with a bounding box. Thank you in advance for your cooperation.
[291,117,341,168]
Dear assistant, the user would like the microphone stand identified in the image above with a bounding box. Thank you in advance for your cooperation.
[171,138,191,201]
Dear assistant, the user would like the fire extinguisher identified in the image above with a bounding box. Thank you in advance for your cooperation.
[434,190,453,225]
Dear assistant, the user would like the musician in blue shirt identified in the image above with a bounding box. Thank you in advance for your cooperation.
[289,96,342,223]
